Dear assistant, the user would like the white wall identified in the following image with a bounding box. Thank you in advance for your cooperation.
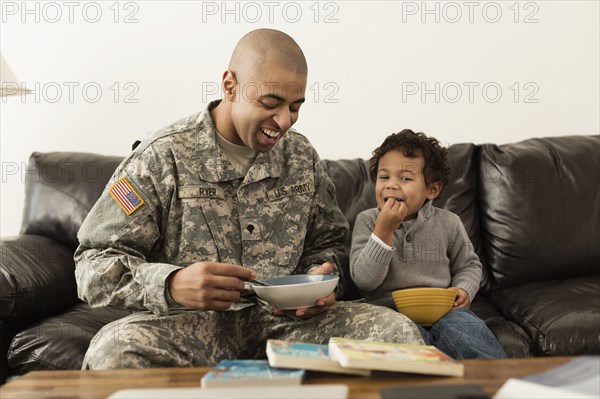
[1,0,599,235]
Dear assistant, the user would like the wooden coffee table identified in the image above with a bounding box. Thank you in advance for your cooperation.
[0,357,574,399]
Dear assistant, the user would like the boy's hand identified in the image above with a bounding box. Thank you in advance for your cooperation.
[373,198,408,245]
[449,287,471,308]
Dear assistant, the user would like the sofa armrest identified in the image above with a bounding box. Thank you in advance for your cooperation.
[0,235,78,320]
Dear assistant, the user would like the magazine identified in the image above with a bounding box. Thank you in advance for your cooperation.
[266,339,370,376]
[493,356,600,399]
[200,359,304,388]
[328,337,464,377]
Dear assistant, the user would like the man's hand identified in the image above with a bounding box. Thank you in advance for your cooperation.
[449,287,471,308]
[373,198,408,245]
[273,261,336,318]
[168,262,256,310]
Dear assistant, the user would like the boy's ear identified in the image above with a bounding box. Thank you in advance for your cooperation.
[222,70,237,102]
[426,181,443,200]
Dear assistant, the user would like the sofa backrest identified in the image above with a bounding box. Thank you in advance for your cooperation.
[20,152,123,251]
[477,135,600,290]
[23,136,597,294]
[432,143,491,292]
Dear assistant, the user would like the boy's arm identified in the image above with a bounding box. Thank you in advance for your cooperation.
[350,212,394,292]
[448,217,483,302]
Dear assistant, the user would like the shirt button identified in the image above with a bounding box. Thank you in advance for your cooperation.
[405,235,412,243]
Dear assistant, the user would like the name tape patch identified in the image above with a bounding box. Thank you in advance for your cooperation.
[178,186,225,199]
[110,177,144,215]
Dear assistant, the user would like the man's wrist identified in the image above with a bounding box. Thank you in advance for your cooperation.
[164,269,182,308]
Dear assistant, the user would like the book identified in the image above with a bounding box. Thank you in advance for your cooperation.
[200,359,304,388]
[381,384,489,399]
[493,356,600,399]
[108,385,348,399]
[266,339,370,376]
[328,337,464,377]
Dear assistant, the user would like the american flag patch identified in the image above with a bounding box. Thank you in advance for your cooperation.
[109,177,144,215]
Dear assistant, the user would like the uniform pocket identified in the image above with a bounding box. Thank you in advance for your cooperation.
[264,177,315,268]
[276,219,300,265]
[177,197,220,264]
[274,193,312,267]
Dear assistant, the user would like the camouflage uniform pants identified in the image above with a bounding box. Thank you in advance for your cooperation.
[82,301,423,369]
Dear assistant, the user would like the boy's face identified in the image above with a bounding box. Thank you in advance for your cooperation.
[375,149,441,220]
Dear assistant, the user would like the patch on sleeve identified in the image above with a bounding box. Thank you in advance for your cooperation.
[109,177,145,215]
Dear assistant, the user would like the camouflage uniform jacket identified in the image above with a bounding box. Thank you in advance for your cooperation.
[75,101,349,316]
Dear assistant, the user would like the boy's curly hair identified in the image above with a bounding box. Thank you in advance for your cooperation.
[369,129,451,190]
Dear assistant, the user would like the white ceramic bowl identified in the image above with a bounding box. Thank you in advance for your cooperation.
[252,274,339,309]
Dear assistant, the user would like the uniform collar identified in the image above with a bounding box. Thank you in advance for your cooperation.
[195,100,283,183]
[247,140,283,184]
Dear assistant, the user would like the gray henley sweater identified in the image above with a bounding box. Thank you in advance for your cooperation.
[350,201,482,307]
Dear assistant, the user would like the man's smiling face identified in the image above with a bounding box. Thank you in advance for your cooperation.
[226,63,306,153]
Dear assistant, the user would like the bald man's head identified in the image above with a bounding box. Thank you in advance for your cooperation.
[228,29,307,83]
[212,29,308,153]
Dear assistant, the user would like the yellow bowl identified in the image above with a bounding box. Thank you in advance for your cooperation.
[392,297,455,306]
[394,298,455,306]
[392,287,456,299]
[392,288,455,326]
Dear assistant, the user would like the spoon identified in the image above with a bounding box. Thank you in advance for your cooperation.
[249,278,271,286]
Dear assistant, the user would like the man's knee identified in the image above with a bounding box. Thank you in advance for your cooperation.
[83,328,126,369]
[82,319,156,369]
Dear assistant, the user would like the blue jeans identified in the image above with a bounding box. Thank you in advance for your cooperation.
[417,308,507,359]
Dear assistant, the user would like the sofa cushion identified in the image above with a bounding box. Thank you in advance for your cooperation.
[432,143,492,293]
[7,303,130,373]
[0,235,77,320]
[20,152,123,251]
[323,158,377,247]
[470,297,535,358]
[478,135,600,289]
[490,274,600,356]
[322,158,376,299]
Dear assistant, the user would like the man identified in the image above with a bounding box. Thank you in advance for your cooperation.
[75,29,422,369]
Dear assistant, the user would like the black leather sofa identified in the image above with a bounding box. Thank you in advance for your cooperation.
[1,135,599,383]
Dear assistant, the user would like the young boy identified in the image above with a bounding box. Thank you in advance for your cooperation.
[350,129,506,359]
